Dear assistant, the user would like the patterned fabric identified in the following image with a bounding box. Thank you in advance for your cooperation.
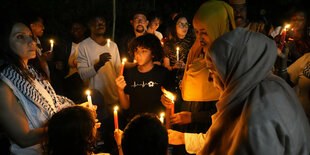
[164,35,195,67]
[0,65,74,118]
[303,62,310,79]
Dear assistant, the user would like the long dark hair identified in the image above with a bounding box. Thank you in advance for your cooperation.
[44,106,97,155]
[167,13,192,42]
[0,19,48,82]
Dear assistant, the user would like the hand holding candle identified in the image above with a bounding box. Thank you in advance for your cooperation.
[50,39,54,52]
[85,90,93,109]
[119,58,127,76]
[281,24,290,45]
[114,106,119,130]
[161,87,175,115]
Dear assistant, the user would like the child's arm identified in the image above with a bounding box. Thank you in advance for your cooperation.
[115,76,130,109]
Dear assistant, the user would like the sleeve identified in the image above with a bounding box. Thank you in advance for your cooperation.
[288,54,309,85]
[184,133,207,154]
[76,43,97,80]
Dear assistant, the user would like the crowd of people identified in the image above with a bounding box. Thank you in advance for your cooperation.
[1,0,310,154]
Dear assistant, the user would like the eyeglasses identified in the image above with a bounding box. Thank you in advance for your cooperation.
[177,23,189,28]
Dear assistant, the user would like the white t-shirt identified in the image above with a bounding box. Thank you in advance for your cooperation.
[154,30,163,41]
[77,37,121,105]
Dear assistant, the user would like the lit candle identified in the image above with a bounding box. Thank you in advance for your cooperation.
[160,112,165,124]
[114,106,119,130]
[85,90,93,109]
[107,39,111,47]
[171,96,175,115]
[119,58,127,76]
[50,39,54,51]
[281,24,290,44]
[161,87,175,115]
[176,47,179,62]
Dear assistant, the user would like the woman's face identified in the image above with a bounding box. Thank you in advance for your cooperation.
[194,22,212,52]
[9,23,36,63]
[176,17,189,38]
[290,12,306,31]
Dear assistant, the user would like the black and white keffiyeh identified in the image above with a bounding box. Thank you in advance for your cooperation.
[0,65,74,118]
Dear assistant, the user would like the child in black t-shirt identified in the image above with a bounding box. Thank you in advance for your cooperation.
[115,34,172,119]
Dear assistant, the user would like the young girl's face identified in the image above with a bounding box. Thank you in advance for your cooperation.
[134,46,154,66]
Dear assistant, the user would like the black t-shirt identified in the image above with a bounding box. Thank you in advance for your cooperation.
[124,65,172,117]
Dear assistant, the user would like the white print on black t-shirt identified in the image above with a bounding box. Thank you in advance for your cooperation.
[131,81,159,88]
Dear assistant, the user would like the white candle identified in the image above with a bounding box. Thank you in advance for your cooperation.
[107,39,111,48]
[50,39,54,51]
[86,90,93,109]
[176,47,179,62]
[160,112,165,124]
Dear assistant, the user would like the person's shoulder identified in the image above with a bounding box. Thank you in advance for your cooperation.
[110,41,119,49]
[301,53,310,59]
[79,37,92,46]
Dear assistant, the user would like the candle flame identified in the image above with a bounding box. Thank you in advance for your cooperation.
[114,106,119,111]
[160,112,165,117]
[161,87,175,102]
[50,39,54,44]
[176,47,179,51]
[284,24,290,30]
[122,58,127,64]
[107,39,111,42]
[85,90,91,96]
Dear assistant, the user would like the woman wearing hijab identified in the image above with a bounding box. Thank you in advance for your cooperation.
[169,28,310,154]
[161,0,235,153]
[204,27,310,154]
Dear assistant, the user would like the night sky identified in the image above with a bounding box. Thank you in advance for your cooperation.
[1,0,308,44]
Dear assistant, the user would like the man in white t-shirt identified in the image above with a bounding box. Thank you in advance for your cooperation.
[77,16,121,106]
[77,16,121,153]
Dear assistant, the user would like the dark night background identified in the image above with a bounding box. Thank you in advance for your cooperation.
[0,0,308,154]
[1,0,308,45]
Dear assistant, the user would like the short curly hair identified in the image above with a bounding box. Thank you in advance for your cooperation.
[44,106,97,155]
[129,33,164,62]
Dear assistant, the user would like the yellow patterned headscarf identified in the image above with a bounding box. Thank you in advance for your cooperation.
[187,0,235,65]
[181,0,235,101]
